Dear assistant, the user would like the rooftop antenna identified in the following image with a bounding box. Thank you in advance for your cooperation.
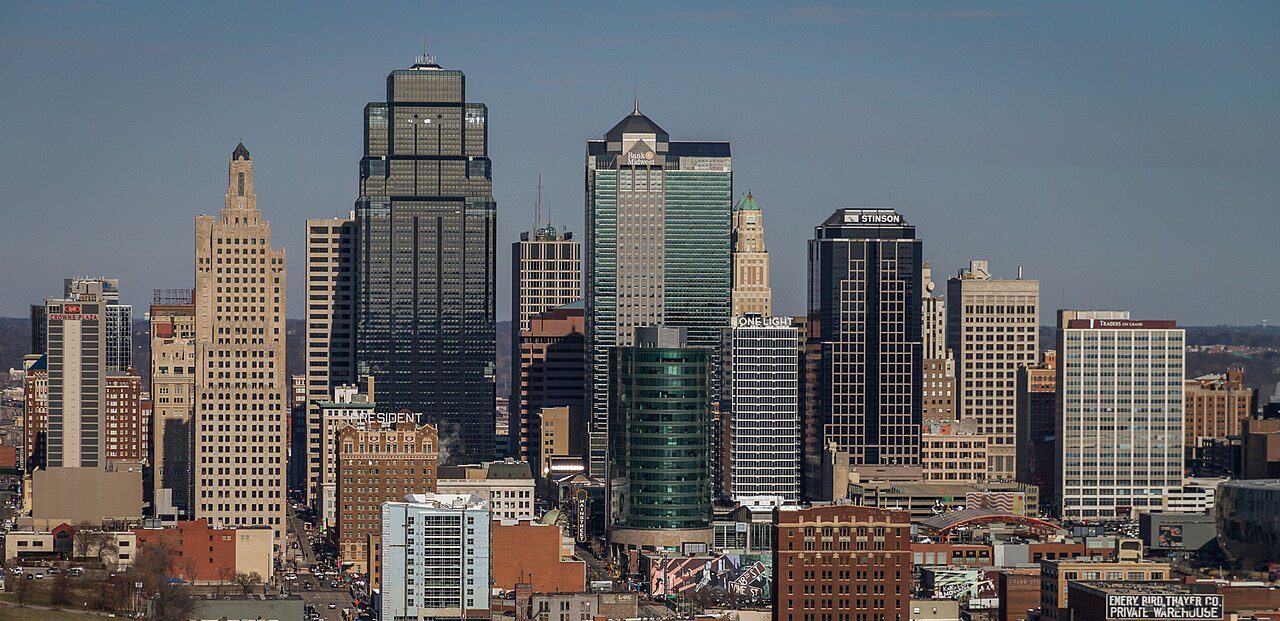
[416,36,436,66]
[535,174,543,230]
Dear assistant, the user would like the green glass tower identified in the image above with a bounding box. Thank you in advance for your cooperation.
[608,327,713,549]
[585,101,732,477]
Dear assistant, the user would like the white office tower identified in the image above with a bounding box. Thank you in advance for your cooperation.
[381,493,491,621]
[1057,311,1185,520]
[722,315,800,509]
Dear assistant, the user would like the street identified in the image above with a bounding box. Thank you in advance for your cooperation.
[285,504,364,621]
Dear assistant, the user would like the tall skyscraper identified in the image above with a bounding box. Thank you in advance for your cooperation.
[921,262,955,424]
[150,291,196,521]
[730,192,772,319]
[608,327,713,551]
[721,315,800,508]
[304,215,356,506]
[585,102,732,476]
[946,260,1039,481]
[354,53,496,463]
[510,217,580,462]
[30,278,132,374]
[804,209,923,497]
[44,278,110,468]
[1056,312,1185,520]
[193,144,288,538]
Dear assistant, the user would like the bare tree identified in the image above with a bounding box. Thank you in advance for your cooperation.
[50,571,73,607]
[134,539,176,594]
[150,580,199,621]
[10,575,31,607]
[234,571,263,595]
[72,523,119,566]
[215,566,235,596]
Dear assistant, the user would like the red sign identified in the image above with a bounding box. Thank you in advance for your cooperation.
[64,304,81,314]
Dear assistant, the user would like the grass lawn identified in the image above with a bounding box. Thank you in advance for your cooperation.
[0,605,110,620]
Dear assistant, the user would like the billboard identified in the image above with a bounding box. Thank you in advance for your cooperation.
[647,554,771,600]
[1157,524,1184,549]
[1104,594,1222,620]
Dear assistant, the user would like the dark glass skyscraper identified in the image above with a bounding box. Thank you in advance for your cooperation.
[354,54,496,463]
[805,209,923,498]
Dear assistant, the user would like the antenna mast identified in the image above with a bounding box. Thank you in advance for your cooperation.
[535,174,543,229]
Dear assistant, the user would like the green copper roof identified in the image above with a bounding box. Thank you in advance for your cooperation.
[734,191,760,212]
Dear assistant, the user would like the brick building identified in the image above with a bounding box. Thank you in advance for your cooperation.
[105,372,149,463]
[1185,368,1255,464]
[336,421,438,575]
[773,505,912,621]
[996,570,1040,621]
[491,516,586,593]
[132,518,274,583]
[21,353,48,471]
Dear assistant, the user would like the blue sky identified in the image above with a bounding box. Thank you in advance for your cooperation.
[2,1,1277,325]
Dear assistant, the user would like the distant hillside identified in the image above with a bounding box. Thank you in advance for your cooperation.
[5,318,1277,403]
[1,317,306,388]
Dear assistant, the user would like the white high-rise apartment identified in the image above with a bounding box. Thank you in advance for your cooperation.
[381,493,491,620]
[194,144,287,539]
[946,260,1038,480]
[721,315,800,508]
[1057,311,1185,520]
[304,215,355,507]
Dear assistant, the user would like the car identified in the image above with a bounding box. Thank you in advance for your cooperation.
[304,582,313,590]
[34,572,45,579]
[329,603,338,609]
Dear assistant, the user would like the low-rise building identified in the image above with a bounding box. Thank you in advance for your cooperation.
[920,422,989,484]
[438,459,536,520]
[491,516,585,594]
[381,494,491,621]
[31,462,144,525]
[1067,581,1222,621]
[1039,558,1172,621]
[132,518,273,584]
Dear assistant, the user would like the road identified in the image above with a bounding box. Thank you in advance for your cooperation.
[285,504,362,621]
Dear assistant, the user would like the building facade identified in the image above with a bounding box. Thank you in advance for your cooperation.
[730,192,772,319]
[510,225,581,462]
[585,103,731,476]
[317,385,376,529]
[436,460,536,521]
[1016,350,1057,510]
[1057,313,1185,520]
[922,263,956,424]
[946,260,1039,481]
[304,215,356,506]
[150,295,196,520]
[104,373,148,463]
[21,354,48,471]
[772,505,912,621]
[381,494,491,621]
[1184,368,1254,465]
[608,327,713,551]
[513,304,585,470]
[805,208,923,497]
[721,315,800,506]
[336,421,439,574]
[44,278,111,468]
[193,144,288,538]
[354,55,496,464]
[920,423,989,484]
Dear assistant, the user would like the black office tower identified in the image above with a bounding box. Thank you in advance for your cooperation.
[354,52,496,462]
[805,209,923,499]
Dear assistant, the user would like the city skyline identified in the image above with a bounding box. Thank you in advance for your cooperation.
[3,2,1277,326]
